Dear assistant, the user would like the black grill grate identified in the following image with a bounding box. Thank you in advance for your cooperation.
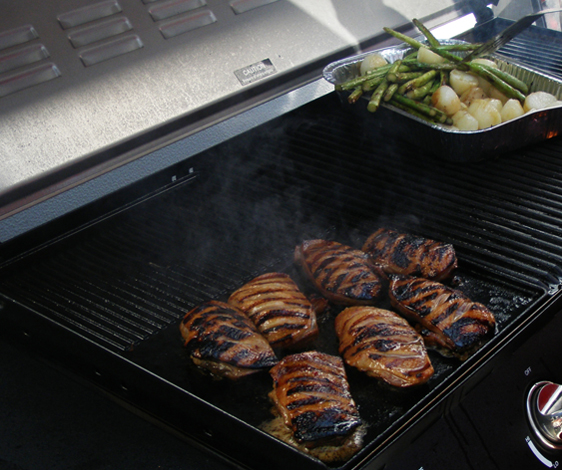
[462,18,562,78]
[0,97,558,470]
[272,115,562,292]
[0,104,560,351]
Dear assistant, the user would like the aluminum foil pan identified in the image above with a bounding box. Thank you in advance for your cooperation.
[323,40,562,162]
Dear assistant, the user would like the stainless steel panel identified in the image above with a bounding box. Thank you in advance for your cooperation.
[0,0,459,222]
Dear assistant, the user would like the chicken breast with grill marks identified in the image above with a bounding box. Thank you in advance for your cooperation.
[268,351,362,447]
[362,228,458,281]
[294,239,386,305]
[228,272,318,350]
[388,276,496,360]
[335,306,434,388]
[180,300,278,379]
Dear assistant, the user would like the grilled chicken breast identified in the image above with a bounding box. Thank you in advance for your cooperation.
[362,228,458,281]
[388,277,496,359]
[268,351,362,448]
[228,272,319,349]
[294,239,386,305]
[335,306,434,388]
[180,300,278,379]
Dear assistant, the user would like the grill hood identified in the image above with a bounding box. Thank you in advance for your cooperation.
[0,0,535,242]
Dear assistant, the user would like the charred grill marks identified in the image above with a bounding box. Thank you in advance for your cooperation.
[269,351,362,445]
[363,228,458,281]
[179,300,278,378]
[389,277,496,358]
[228,273,318,349]
[295,240,385,305]
[335,306,434,388]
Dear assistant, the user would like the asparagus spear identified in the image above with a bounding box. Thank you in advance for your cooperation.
[337,64,411,91]
[439,70,449,86]
[384,26,479,53]
[385,59,403,82]
[472,62,529,94]
[337,67,389,91]
[367,80,389,112]
[428,46,464,63]
[363,74,387,92]
[391,93,451,123]
[383,83,399,102]
[467,62,527,101]
[412,18,441,48]
[406,79,438,100]
[347,86,364,104]
[403,51,419,60]
[398,70,438,94]
[383,27,425,49]
[388,71,424,83]
[389,99,434,122]
[435,43,483,51]
[402,60,457,71]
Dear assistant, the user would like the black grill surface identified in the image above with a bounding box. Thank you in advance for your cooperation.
[0,93,560,468]
[1,114,560,351]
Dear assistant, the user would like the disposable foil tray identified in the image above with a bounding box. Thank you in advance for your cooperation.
[323,40,562,162]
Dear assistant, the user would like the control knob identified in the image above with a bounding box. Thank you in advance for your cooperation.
[526,381,562,451]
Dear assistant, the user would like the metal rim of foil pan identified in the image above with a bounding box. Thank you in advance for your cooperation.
[323,40,562,163]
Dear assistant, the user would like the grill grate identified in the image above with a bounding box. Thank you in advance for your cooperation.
[462,18,562,78]
[0,100,557,469]
[0,105,560,351]
[272,114,562,292]
[496,34,562,78]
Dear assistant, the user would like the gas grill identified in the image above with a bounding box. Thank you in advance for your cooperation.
[0,1,561,469]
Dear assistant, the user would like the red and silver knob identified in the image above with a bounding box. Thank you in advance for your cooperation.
[526,381,562,451]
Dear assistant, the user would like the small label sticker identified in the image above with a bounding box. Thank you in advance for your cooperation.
[234,59,276,86]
